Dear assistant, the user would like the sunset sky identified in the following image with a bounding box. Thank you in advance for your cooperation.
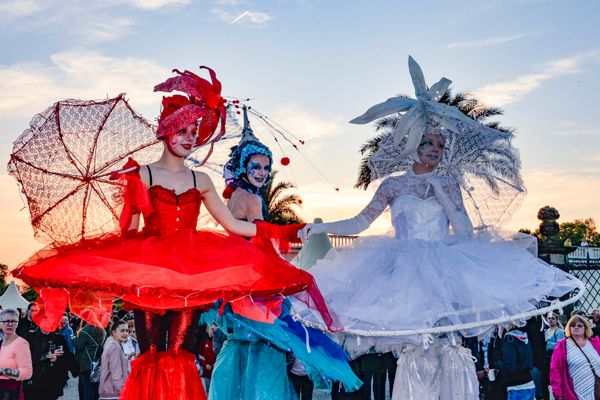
[0,0,599,269]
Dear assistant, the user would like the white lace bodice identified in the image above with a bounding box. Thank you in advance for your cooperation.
[391,195,449,240]
[313,172,472,239]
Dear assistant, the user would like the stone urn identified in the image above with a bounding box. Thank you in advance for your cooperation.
[537,206,576,269]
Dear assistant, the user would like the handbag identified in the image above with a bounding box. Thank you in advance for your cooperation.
[82,330,102,383]
[571,338,600,400]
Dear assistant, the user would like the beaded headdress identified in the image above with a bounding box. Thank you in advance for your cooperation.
[223,106,273,197]
[154,66,226,148]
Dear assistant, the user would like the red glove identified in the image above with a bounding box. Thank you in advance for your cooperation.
[253,221,305,254]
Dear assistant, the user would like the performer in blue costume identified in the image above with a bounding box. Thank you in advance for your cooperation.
[208,106,361,400]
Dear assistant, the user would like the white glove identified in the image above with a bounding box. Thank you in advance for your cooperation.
[299,223,330,243]
[424,176,473,238]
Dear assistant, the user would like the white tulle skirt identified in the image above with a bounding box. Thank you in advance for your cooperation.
[392,342,479,400]
[295,234,583,357]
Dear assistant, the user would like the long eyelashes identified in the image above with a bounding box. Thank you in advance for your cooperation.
[248,163,272,175]
[419,140,444,149]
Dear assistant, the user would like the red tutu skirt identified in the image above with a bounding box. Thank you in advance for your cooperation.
[120,349,205,400]
[14,228,331,331]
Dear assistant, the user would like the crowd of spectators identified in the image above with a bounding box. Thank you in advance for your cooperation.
[468,309,600,400]
[4,301,600,400]
[0,304,217,400]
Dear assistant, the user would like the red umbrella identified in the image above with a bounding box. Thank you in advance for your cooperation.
[7,94,161,245]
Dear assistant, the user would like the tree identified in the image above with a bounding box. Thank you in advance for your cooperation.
[0,263,8,293]
[559,218,599,246]
[262,171,304,225]
[20,285,38,302]
[355,89,514,189]
[519,218,600,246]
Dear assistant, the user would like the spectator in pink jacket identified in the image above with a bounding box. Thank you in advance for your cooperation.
[550,314,600,400]
[0,308,33,399]
[99,320,129,400]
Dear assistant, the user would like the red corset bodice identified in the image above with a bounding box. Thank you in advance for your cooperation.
[142,186,202,235]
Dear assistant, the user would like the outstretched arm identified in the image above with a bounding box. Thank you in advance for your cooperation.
[304,179,392,238]
[199,173,257,237]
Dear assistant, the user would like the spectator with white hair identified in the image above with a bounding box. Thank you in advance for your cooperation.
[0,308,33,399]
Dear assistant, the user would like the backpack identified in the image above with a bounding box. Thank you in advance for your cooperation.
[81,330,102,383]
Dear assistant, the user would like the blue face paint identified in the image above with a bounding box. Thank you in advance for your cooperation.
[247,162,272,176]
[247,162,262,176]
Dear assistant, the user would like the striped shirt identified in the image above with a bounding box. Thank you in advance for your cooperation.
[566,339,600,400]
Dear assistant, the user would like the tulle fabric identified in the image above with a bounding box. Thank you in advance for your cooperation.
[15,228,328,331]
[209,337,296,400]
[14,158,335,332]
[392,343,478,400]
[297,234,581,357]
[120,349,205,400]
[205,302,361,398]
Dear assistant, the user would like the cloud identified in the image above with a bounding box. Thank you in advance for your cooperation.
[547,121,599,137]
[472,52,598,106]
[210,0,245,4]
[126,0,191,9]
[447,33,534,49]
[265,104,344,141]
[80,17,135,42]
[506,169,600,231]
[0,0,190,42]
[0,49,169,118]
[210,8,272,27]
[0,0,44,16]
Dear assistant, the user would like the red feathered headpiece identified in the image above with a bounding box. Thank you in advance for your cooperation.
[154,66,227,148]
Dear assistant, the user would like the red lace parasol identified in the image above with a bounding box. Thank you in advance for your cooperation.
[7,94,161,245]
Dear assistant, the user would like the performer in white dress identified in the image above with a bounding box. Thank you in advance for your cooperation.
[297,56,584,399]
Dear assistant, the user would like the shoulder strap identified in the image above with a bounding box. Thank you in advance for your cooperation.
[146,165,153,186]
[571,338,599,377]
[81,329,99,346]
[192,170,197,188]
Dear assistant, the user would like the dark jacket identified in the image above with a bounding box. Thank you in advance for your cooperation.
[499,330,534,388]
[75,324,105,373]
[24,329,77,400]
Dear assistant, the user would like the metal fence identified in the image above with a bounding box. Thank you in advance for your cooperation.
[567,247,600,311]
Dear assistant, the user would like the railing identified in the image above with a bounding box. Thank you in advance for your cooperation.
[328,235,358,248]
[569,247,600,260]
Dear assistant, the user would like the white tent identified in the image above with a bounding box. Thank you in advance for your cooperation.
[0,282,30,310]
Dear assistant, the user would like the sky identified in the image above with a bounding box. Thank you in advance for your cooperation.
[0,0,599,269]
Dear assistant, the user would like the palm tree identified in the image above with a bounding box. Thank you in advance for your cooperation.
[355,89,514,189]
[262,171,304,225]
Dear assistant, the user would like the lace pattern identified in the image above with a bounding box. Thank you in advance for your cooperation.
[319,173,469,238]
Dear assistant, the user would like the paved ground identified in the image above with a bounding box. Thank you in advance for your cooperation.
[59,377,78,400]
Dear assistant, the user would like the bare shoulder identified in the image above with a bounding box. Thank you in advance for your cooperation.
[138,164,151,187]
[194,170,217,192]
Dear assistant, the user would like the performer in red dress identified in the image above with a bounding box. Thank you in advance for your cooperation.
[12,67,335,400]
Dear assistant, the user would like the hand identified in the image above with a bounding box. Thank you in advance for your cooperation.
[0,368,18,378]
[423,175,444,192]
[299,224,314,243]
[54,347,64,357]
[206,365,212,371]
[47,353,58,362]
